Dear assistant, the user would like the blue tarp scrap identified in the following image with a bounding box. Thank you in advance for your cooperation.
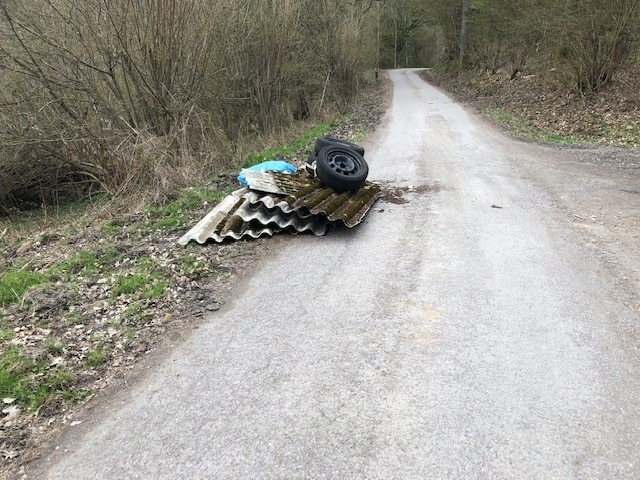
[238,160,297,187]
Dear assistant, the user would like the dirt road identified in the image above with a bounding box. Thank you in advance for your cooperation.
[35,69,640,478]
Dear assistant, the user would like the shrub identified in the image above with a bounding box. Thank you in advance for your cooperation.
[0,0,373,212]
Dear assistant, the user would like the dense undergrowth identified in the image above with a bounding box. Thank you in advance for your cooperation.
[0,0,379,214]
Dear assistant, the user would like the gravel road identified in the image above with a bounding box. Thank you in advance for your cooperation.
[36,69,640,479]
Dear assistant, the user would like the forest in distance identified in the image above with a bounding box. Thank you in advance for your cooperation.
[0,0,638,213]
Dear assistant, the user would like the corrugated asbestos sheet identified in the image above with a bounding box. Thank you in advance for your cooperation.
[178,171,382,245]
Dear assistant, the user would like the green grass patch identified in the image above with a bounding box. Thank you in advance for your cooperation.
[182,185,228,207]
[142,184,229,232]
[0,329,14,342]
[51,247,120,279]
[179,256,210,280]
[64,311,86,326]
[85,348,108,368]
[0,346,79,410]
[44,336,65,355]
[0,270,47,307]
[151,217,182,229]
[113,274,147,296]
[53,251,101,275]
[243,120,334,168]
[0,314,14,342]
[112,270,167,300]
[102,223,120,235]
[486,108,581,144]
[108,320,122,331]
[142,280,168,300]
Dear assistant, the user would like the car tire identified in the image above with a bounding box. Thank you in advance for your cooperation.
[315,145,369,192]
[314,136,365,156]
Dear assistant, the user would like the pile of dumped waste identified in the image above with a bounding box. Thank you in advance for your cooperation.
[179,137,382,244]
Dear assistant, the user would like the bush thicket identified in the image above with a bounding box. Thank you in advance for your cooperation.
[377,0,640,93]
[417,0,640,89]
[0,0,377,212]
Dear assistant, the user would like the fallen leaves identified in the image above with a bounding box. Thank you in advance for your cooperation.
[422,66,640,149]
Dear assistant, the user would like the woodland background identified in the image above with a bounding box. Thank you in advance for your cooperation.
[1,0,638,213]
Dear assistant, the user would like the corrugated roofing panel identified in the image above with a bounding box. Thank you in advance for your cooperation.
[241,169,306,195]
[179,172,382,245]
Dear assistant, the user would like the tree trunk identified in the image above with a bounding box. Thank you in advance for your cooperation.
[459,0,471,71]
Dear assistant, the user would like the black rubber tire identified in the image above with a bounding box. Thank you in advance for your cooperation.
[315,145,369,192]
[314,136,365,156]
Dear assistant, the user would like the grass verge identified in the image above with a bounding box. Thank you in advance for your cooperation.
[0,346,84,411]
[0,271,48,307]
[243,120,336,167]
[486,108,583,144]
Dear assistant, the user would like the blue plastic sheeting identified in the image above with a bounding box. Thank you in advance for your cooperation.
[238,161,297,187]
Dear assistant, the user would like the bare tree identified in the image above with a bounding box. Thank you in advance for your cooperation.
[459,0,471,70]
[559,0,640,92]
[0,0,376,211]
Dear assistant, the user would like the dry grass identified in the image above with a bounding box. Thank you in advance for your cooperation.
[0,0,377,213]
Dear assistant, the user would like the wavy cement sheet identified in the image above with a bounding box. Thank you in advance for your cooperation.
[178,189,327,245]
[179,174,382,245]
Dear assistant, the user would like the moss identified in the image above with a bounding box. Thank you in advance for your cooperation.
[322,192,350,214]
[214,198,244,236]
[299,187,334,209]
[288,180,324,203]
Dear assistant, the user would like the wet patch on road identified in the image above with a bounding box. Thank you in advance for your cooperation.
[380,183,443,205]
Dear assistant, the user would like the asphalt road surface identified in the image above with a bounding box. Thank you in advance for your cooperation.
[38,69,640,479]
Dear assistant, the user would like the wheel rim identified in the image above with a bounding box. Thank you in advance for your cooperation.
[327,152,359,176]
